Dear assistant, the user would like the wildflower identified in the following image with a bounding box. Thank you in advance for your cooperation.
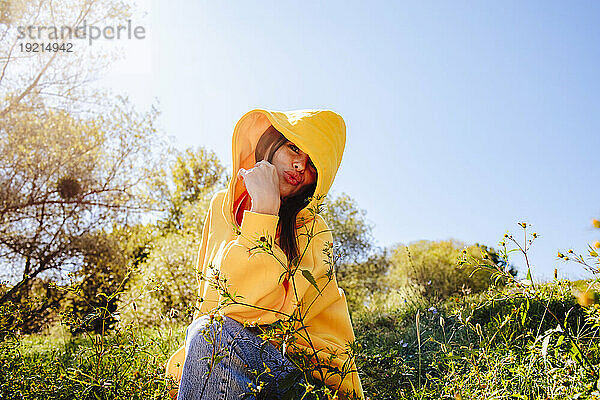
[532,232,538,238]
[592,219,600,229]
[519,222,527,228]
[574,289,595,307]
[568,249,574,253]
[428,306,438,314]
[590,250,598,257]
[557,252,564,259]
[594,241,600,249]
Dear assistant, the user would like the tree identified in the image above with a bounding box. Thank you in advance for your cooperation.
[337,249,391,311]
[320,193,389,311]
[118,228,200,326]
[0,0,133,116]
[0,0,161,332]
[158,147,227,232]
[0,98,165,330]
[321,193,374,265]
[119,147,227,326]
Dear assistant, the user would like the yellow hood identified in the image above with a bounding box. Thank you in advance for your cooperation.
[223,109,346,225]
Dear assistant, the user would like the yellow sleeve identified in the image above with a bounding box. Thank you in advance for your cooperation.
[217,210,332,325]
[217,210,293,323]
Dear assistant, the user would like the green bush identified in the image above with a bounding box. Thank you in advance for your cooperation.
[468,283,586,348]
[387,240,511,301]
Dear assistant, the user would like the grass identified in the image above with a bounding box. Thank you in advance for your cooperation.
[3,223,600,400]
[2,280,599,400]
[0,321,185,400]
[353,280,600,400]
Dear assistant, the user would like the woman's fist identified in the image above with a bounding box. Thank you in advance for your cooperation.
[237,160,281,215]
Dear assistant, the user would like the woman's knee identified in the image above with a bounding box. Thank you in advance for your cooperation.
[185,315,218,354]
[185,315,239,355]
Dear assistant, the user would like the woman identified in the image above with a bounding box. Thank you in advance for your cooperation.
[166,109,364,399]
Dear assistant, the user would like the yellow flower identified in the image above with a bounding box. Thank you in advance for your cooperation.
[593,219,600,229]
[574,289,596,307]
[594,241,600,249]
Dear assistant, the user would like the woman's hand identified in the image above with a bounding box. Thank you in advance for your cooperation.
[237,160,281,215]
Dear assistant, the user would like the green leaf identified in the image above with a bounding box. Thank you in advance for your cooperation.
[301,269,320,294]
[570,342,583,361]
[521,301,529,327]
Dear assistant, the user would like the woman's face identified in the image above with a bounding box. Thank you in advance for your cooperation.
[271,141,317,200]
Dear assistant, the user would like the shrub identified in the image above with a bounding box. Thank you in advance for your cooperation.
[387,240,510,300]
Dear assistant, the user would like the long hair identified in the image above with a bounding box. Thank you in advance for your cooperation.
[255,125,317,263]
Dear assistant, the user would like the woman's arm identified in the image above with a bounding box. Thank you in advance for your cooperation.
[217,209,295,323]
[214,210,332,325]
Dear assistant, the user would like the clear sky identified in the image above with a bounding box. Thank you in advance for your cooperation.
[101,0,600,281]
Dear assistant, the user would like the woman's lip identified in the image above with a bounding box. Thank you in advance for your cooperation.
[284,171,301,186]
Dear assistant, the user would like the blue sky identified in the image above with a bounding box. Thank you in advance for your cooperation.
[102,0,600,281]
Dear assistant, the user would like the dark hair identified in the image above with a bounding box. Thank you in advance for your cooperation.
[255,125,317,263]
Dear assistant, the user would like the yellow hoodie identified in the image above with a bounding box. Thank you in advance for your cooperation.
[166,109,364,399]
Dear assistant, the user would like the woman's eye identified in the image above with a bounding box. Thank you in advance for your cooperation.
[289,144,300,153]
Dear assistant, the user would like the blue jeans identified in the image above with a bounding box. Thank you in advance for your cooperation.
[177,315,298,400]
